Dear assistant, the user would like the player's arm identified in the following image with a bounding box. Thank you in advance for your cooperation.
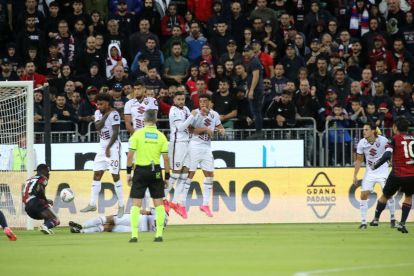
[126,148,135,186]
[353,154,364,186]
[161,135,170,184]
[105,124,120,157]
[174,112,195,131]
[95,112,110,131]
[372,150,392,170]
[247,69,259,99]
[215,124,225,136]
[124,114,134,134]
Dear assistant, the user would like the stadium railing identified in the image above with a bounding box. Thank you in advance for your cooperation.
[34,121,79,143]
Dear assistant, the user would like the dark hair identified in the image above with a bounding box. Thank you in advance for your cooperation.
[171,41,182,48]
[199,94,211,101]
[364,122,377,130]
[56,93,66,98]
[36,164,50,176]
[133,80,145,87]
[219,78,230,85]
[174,91,185,97]
[49,1,59,8]
[394,117,410,132]
[96,92,111,102]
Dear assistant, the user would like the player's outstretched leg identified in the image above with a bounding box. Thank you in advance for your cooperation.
[69,221,83,233]
[397,196,412,234]
[0,211,16,241]
[80,180,101,212]
[170,173,188,218]
[114,178,125,218]
[359,194,368,229]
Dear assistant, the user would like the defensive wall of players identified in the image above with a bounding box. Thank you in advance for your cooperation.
[0,168,405,226]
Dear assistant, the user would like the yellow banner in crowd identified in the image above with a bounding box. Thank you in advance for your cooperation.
[0,169,404,226]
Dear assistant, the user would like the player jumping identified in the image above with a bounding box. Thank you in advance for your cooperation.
[0,210,17,241]
[164,91,196,218]
[182,94,225,217]
[353,122,396,229]
[370,117,414,233]
[23,164,60,234]
[80,93,124,217]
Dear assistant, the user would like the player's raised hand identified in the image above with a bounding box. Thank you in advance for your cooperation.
[206,128,214,137]
[191,109,197,116]
[217,128,225,136]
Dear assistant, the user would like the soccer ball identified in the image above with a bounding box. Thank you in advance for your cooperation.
[60,188,75,203]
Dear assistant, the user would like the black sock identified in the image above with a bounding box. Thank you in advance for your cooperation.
[375,201,387,220]
[0,211,8,228]
[401,203,412,225]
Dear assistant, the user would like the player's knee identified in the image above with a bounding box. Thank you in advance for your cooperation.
[53,218,60,226]
[112,174,120,182]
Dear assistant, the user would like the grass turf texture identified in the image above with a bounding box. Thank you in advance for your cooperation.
[1,223,414,276]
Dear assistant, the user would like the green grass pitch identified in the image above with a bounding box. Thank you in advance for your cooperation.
[1,223,414,276]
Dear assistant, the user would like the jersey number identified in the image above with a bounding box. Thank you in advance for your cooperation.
[401,141,414,159]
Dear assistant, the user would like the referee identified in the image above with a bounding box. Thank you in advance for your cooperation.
[126,110,170,242]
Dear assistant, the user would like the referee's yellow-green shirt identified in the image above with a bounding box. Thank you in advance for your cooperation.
[129,125,169,166]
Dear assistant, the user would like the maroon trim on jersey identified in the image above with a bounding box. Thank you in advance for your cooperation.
[392,134,414,177]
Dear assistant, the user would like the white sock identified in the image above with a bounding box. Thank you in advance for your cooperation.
[81,225,104,233]
[387,197,396,219]
[114,180,124,207]
[360,200,368,224]
[90,180,101,206]
[112,225,130,232]
[181,178,192,205]
[172,173,187,204]
[164,173,180,199]
[203,177,213,206]
[83,216,106,228]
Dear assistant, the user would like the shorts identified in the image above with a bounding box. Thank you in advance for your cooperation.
[93,142,121,174]
[383,173,414,197]
[130,165,164,199]
[361,173,388,192]
[189,147,214,172]
[169,141,190,171]
[25,198,50,220]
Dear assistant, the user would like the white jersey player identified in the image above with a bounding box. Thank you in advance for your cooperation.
[124,80,158,134]
[81,93,125,217]
[124,80,159,211]
[69,208,168,233]
[353,123,395,229]
[164,92,196,219]
[181,94,225,218]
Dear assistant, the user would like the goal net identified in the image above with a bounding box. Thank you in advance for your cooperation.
[0,81,34,229]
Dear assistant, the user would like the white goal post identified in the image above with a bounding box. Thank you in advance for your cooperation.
[0,81,35,229]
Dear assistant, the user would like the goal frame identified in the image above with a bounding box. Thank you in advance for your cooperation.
[0,81,34,229]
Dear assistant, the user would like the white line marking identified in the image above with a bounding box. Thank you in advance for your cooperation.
[293,263,414,276]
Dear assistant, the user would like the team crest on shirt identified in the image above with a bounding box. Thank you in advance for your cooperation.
[144,100,148,105]
[175,162,181,168]
[376,142,380,147]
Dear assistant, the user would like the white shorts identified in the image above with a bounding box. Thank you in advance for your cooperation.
[169,141,190,171]
[361,173,388,192]
[189,147,214,172]
[93,142,121,174]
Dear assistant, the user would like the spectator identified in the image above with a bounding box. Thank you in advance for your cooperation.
[90,10,106,35]
[373,80,393,109]
[106,64,129,88]
[348,99,367,129]
[304,0,331,39]
[3,43,23,72]
[219,39,242,65]
[360,68,376,97]
[262,78,275,116]
[51,93,79,131]
[191,79,212,109]
[108,1,136,37]
[266,90,296,129]
[400,11,414,55]
[392,95,414,125]
[331,68,352,107]
[84,0,108,21]
[365,102,381,126]
[271,64,288,96]
[394,61,414,85]
[186,65,199,93]
[73,19,88,57]
[33,89,44,124]
[55,20,75,64]
[210,20,231,58]
[163,25,188,58]
[78,86,98,135]
[73,36,105,76]
[44,1,62,41]
[129,18,160,59]
[294,33,310,59]
[252,39,274,79]
[281,43,305,82]
[161,3,184,37]
[229,1,249,47]
[76,62,106,92]
[106,43,128,79]
[129,54,149,82]
[70,91,82,115]
[212,79,238,130]
[67,0,92,34]
[163,42,190,85]
[187,0,213,23]
[391,38,414,74]
[250,0,278,31]
[310,57,333,104]
[377,102,394,129]
[110,83,128,118]
[360,18,388,54]
[374,59,392,93]
[141,66,165,95]
[234,86,253,129]
[16,0,45,32]
[20,61,47,88]
[46,58,61,81]
[0,58,19,81]
[326,104,351,166]
[137,0,161,34]
[131,37,163,75]
[368,35,396,73]
[16,15,46,60]
[186,21,207,63]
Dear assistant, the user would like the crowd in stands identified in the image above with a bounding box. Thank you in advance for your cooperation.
[1,0,414,140]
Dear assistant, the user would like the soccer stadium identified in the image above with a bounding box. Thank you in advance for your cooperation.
[1,0,414,275]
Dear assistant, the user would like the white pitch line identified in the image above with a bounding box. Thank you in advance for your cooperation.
[293,262,414,276]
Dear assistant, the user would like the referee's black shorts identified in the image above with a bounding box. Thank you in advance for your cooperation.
[130,165,165,199]
[383,172,414,197]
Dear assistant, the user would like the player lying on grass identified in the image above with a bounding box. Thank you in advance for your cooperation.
[0,210,17,241]
[23,164,60,234]
[69,208,168,233]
